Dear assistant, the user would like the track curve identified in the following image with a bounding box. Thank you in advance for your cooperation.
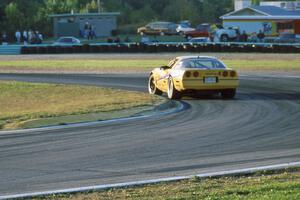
[0,73,299,196]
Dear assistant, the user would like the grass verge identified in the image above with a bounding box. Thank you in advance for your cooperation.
[32,167,300,200]
[0,59,299,73]
[0,81,163,130]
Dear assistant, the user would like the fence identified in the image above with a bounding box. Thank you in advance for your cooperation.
[13,42,300,54]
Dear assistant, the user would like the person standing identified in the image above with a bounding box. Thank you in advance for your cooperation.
[23,30,28,45]
[84,22,89,39]
[38,32,43,43]
[28,30,33,44]
[257,30,265,43]
[241,31,248,42]
[15,30,21,44]
[2,32,8,45]
[88,24,92,40]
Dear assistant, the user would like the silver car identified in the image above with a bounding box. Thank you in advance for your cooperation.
[53,37,81,45]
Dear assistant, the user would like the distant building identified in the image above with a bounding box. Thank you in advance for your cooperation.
[260,1,300,11]
[49,12,120,38]
[235,0,251,11]
[221,1,300,36]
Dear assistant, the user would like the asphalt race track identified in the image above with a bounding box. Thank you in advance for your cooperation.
[0,73,299,196]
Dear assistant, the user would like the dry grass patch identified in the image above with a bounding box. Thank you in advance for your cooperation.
[0,81,162,130]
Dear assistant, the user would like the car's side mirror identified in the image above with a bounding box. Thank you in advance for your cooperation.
[160,65,170,70]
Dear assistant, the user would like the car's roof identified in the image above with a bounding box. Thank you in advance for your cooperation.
[175,56,217,61]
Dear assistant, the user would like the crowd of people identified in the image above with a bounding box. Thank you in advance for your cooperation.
[80,22,96,40]
[236,30,266,43]
[1,30,43,45]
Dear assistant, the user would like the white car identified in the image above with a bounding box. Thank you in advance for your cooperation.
[176,24,195,35]
[215,27,238,42]
[189,37,211,43]
[53,37,81,45]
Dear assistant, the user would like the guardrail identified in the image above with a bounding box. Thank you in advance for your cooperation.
[14,42,300,54]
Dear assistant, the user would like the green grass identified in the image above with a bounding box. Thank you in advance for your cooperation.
[0,59,299,73]
[31,167,300,200]
[0,81,162,130]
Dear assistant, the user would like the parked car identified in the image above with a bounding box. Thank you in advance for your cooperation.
[274,33,300,43]
[184,23,210,39]
[214,27,239,42]
[188,37,211,43]
[53,37,81,45]
[176,24,195,35]
[137,22,178,36]
[148,56,239,99]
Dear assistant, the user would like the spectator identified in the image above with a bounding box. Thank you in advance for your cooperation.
[249,32,257,43]
[257,30,265,43]
[15,30,21,44]
[240,31,248,42]
[236,31,241,42]
[2,32,8,45]
[38,32,43,43]
[84,22,89,38]
[35,31,42,44]
[23,30,28,45]
[28,30,33,43]
[114,37,120,43]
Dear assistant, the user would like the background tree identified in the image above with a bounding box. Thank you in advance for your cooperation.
[4,2,24,32]
[0,0,296,38]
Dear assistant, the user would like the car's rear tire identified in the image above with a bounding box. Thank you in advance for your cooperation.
[148,75,162,95]
[160,32,165,36]
[221,89,236,99]
[168,77,181,99]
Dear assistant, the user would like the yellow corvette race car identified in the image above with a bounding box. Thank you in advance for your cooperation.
[148,56,239,99]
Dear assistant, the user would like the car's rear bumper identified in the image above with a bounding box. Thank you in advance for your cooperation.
[175,78,239,91]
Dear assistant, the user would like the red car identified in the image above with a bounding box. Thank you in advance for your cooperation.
[184,24,210,39]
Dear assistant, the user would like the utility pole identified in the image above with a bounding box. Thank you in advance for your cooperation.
[97,0,101,13]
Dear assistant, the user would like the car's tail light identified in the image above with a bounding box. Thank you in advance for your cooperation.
[193,71,199,77]
[223,71,228,77]
[230,71,236,77]
[185,71,191,78]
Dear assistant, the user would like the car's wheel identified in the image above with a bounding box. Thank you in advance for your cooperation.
[148,75,162,95]
[167,77,181,99]
[140,32,145,36]
[221,89,236,99]
[160,31,165,36]
[220,34,229,42]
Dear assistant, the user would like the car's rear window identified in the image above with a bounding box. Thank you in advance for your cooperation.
[180,59,226,69]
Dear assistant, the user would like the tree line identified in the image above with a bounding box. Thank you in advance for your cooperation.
[0,0,294,37]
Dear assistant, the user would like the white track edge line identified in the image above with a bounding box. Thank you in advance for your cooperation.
[1,161,299,200]
[0,101,186,135]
